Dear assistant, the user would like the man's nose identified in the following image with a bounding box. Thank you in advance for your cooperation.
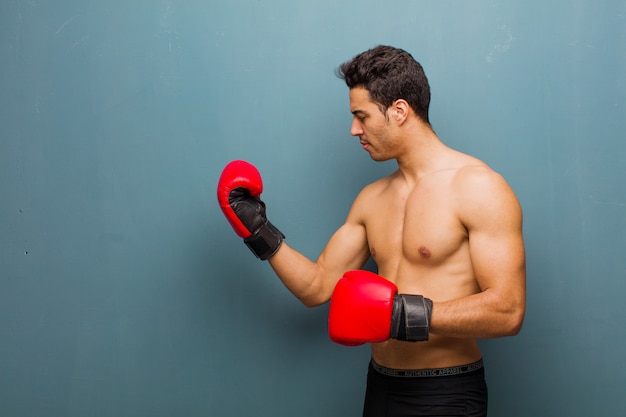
[350,119,363,137]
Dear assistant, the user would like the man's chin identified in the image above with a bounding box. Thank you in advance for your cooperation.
[368,153,391,162]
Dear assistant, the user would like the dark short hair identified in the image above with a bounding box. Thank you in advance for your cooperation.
[337,45,431,124]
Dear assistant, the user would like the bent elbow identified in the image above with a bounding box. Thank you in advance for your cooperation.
[505,308,526,336]
[506,320,523,337]
[301,298,324,308]
[296,278,335,308]
[298,293,331,308]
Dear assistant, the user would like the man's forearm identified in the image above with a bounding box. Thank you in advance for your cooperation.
[429,290,525,339]
[268,243,333,307]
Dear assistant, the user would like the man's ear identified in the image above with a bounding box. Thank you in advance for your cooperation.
[391,99,410,124]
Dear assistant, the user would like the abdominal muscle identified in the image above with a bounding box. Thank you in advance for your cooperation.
[368,247,483,370]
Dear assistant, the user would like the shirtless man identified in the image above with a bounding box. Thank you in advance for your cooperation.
[217,45,526,417]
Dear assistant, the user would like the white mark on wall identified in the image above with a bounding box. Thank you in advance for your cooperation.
[55,14,91,51]
[156,1,180,54]
[160,1,176,27]
[55,14,82,35]
[71,35,91,50]
[486,24,514,63]
[588,195,626,207]
[619,2,626,19]
[215,31,225,47]
[568,40,596,49]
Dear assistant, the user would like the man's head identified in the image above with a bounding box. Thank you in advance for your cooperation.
[337,45,431,125]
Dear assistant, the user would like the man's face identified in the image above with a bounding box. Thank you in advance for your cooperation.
[348,87,395,161]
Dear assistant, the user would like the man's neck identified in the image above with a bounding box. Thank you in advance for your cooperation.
[394,126,454,183]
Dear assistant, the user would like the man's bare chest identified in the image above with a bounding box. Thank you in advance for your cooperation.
[364,186,467,268]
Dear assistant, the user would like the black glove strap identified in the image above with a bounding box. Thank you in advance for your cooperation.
[243,221,285,260]
[391,294,433,342]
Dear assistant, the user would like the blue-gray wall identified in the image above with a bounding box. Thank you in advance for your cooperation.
[1,1,625,416]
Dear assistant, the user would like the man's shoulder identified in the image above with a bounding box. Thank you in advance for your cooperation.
[452,160,522,228]
[348,172,399,219]
[452,160,510,194]
[358,170,399,195]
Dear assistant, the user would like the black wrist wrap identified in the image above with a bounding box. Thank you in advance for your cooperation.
[390,294,433,342]
[243,221,285,260]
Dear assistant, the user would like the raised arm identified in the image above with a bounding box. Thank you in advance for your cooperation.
[268,218,370,307]
[268,177,373,306]
[217,159,371,308]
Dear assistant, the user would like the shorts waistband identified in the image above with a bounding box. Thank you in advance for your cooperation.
[370,358,484,378]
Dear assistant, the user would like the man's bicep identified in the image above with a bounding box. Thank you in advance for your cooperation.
[465,174,526,294]
[317,186,373,276]
[317,220,371,279]
[470,224,526,292]
[468,211,526,336]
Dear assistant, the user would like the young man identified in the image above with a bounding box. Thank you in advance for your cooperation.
[217,45,526,417]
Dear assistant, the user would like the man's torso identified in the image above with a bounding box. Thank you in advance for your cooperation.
[357,160,487,369]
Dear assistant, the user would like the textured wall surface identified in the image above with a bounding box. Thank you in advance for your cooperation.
[1,1,625,416]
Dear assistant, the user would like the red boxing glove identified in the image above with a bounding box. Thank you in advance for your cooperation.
[329,270,397,345]
[217,160,284,260]
[328,270,433,346]
[217,160,263,238]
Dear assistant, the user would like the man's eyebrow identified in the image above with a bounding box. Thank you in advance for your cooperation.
[351,109,366,115]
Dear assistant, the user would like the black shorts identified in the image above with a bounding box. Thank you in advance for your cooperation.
[362,359,488,417]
